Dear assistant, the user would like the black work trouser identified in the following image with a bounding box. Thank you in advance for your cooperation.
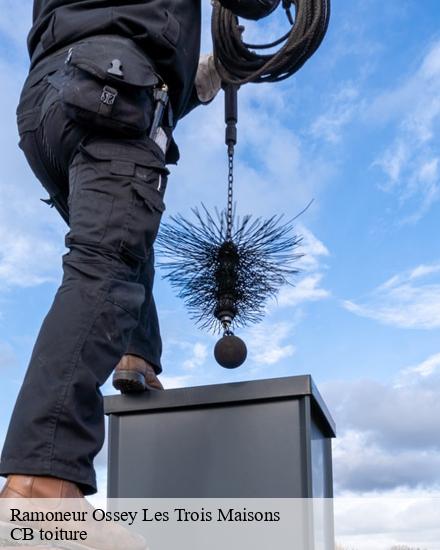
[0,52,167,495]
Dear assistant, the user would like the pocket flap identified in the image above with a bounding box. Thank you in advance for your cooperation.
[162,11,181,47]
[67,36,159,88]
[79,139,170,174]
[132,179,166,213]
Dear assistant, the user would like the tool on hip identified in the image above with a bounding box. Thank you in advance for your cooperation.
[158,0,330,369]
[149,84,170,154]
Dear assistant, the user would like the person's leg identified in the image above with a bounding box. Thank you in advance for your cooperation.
[18,74,164,394]
[126,248,163,373]
[0,120,168,494]
[113,247,165,392]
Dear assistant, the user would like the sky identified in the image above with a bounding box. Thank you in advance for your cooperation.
[0,0,440,544]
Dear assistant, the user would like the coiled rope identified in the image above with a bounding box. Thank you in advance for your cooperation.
[211,0,331,85]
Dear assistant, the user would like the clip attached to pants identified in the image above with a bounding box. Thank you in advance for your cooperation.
[149,84,170,154]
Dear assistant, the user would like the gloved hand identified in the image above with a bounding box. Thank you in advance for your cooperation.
[194,54,222,104]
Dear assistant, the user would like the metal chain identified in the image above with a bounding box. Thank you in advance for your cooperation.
[226,146,234,241]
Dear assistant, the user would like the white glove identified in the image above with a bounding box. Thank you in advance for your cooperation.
[194,54,222,104]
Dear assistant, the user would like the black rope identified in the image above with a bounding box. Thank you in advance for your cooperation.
[212,0,331,85]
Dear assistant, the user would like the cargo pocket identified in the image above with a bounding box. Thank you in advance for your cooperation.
[131,165,167,214]
[115,160,168,263]
[68,187,114,245]
[72,138,169,262]
[58,35,159,136]
[66,143,116,247]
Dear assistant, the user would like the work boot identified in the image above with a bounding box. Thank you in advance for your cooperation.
[0,475,146,550]
[112,354,164,393]
[0,475,82,499]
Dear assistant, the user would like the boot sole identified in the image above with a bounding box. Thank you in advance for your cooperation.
[112,370,146,394]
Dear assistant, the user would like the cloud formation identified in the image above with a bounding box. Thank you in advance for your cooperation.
[371,40,440,222]
[277,224,330,308]
[334,489,440,550]
[245,321,296,365]
[343,262,440,329]
[310,82,361,144]
[323,351,440,494]
[183,342,208,371]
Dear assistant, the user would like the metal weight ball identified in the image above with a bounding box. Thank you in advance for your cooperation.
[214,333,247,368]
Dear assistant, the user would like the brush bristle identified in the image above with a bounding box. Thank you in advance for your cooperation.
[156,205,303,333]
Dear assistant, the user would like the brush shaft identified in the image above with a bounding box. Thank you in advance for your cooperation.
[225,84,238,147]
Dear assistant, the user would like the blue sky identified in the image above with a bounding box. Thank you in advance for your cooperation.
[0,0,440,507]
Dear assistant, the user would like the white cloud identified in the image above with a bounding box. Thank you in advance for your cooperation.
[310,83,360,143]
[332,429,440,493]
[334,490,440,550]
[408,264,440,280]
[343,262,440,329]
[182,342,208,371]
[400,351,440,379]
[245,322,296,365]
[278,273,329,307]
[235,85,334,218]
[371,40,440,221]
[276,224,330,308]
[322,351,440,495]
[296,224,330,270]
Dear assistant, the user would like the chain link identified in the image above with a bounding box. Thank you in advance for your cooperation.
[226,146,234,241]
